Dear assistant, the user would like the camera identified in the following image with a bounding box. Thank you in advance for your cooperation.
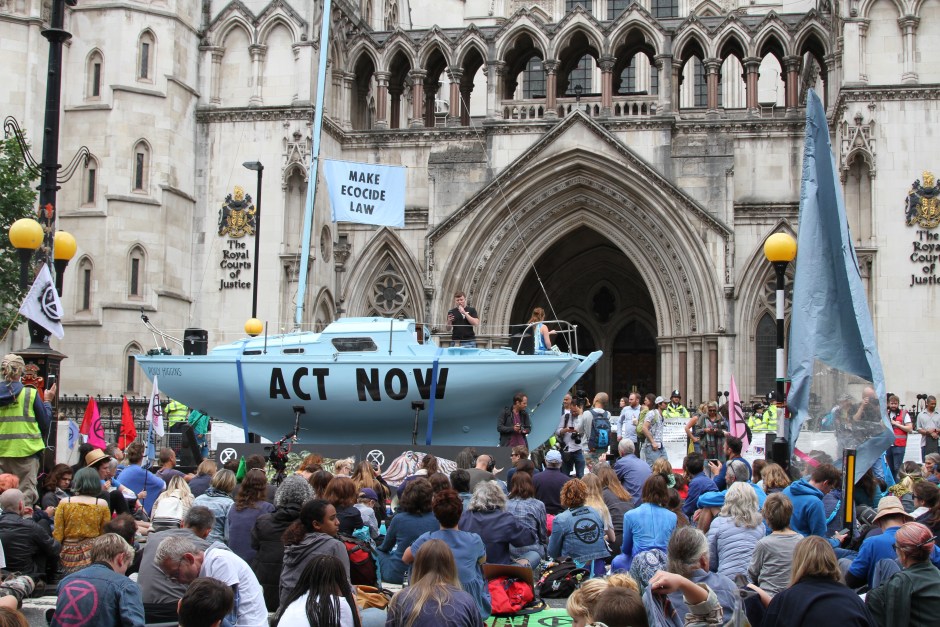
[573,433,582,445]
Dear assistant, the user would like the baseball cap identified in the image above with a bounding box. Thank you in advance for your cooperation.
[545,450,563,464]
[358,488,379,501]
[654,396,666,405]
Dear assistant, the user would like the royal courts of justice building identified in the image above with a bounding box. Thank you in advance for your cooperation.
[2,0,938,407]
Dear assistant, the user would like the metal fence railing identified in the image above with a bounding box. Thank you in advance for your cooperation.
[55,394,182,452]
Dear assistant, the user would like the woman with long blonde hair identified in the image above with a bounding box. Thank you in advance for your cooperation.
[387,539,483,627]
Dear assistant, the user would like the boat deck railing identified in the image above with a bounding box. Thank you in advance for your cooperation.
[508,320,579,355]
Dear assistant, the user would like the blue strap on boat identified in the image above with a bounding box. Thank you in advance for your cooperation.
[425,348,443,445]
[236,342,250,443]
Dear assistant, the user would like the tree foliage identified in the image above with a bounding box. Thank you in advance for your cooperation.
[0,134,40,334]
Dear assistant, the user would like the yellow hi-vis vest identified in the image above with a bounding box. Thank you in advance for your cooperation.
[0,387,44,457]
[749,406,778,432]
[663,404,690,420]
[165,399,188,427]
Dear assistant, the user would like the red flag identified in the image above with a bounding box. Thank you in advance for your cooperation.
[728,375,750,452]
[80,397,107,449]
[118,396,137,450]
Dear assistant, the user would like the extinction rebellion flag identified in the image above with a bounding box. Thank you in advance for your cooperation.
[19,264,64,339]
[321,159,406,228]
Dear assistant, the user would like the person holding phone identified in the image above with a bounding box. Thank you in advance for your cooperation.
[446,291,479,347]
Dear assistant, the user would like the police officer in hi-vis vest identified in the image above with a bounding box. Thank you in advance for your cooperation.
[748,391,778,433]
[0,354,54,507]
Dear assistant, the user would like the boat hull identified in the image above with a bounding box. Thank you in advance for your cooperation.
[136,348,602,447]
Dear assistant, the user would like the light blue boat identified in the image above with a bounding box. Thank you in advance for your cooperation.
[136,317,601,446]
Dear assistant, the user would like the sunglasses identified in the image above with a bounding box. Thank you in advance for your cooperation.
[894,534,939,552]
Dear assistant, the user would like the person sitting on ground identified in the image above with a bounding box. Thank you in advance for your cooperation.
[506,445,537,488]
[191,468,236,544]
[323,476,364,536]
[582,473,617,572]
[351,459,390,528]
[549,478,612,574]
[386,539,483,627]
[913,480,940,534]
[155,447,192,483]
[226,468,275,564]
[595,464,634,553]
[279,498,350,606]
[310,469,335,498]
[84,448,132,516]
[460,480,538,566]
[137,506,213,624]
[846,495,940,589]
[591,585,649,627]
[465,453,497,493]
[566,573,639,627]
[888,460,923,512]
[156,532,267,626]
[682,453,718,519]
[332,457,354,478]
[708,436,751,491]
[114,441,164,515]
[50,534,144,627]
[103,513,144,576]
[647,570,727,627]
[706,481,766,579]
[760,463,791,495]
[274,554,363,627]
[150,475,194,532]
[251,472,313,611]
[378,478,438,584]
[230,455,276,503]
[53,466,111,574]
[451,469,473,509]
[613,439,652,507]
[404,489,490,620]
[187,460,216,498]
[533,449,571,515]
[354,488,381,538]
[0,488,59,586]
[397,454,439,498]
[177,577,234,627]
[612,474,676,572]
[866,521,940,625]
[855,467,886,510]
[748,492,802,596]
[505,472,548,568]
[39,463,72,510]
[757,536,876,627]
[696,460,769,533]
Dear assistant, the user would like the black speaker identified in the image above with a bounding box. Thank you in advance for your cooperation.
[183,328,208,356]
[177,424,203,468]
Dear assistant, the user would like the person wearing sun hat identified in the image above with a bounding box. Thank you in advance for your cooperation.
[846,495,940,589]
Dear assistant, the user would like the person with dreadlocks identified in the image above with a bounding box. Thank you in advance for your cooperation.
[0,354,54,507]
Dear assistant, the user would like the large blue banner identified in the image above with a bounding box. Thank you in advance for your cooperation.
[323,159,406,227]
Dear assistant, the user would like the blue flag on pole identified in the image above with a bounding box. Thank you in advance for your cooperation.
[787,89,892,483]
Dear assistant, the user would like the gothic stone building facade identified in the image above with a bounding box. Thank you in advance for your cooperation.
[2,0,938,408]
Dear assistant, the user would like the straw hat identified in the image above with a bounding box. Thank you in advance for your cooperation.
[872,495,913,523]
[84,449,112,468]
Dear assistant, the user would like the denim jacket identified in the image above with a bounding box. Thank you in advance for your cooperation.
[547,506,610,563]
[51,562,145,627]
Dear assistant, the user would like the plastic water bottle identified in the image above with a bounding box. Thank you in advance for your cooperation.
[378,521,386,536]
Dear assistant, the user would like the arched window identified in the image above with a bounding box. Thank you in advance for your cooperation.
[82,157,98,205]
[566,55,593,94]
[137,30,156,81]
[755,313,776,397]
[125,343,143,393]
[86,50,103,100]
[523,57,546,98]
[843,154,873,245]
[132,140,150,193]
[78,257,94,311]
[128,245,146,298]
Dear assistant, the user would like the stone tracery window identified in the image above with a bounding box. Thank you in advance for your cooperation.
[370,262,408,317]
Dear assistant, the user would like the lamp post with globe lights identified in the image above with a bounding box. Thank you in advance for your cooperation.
[763,232,797,470]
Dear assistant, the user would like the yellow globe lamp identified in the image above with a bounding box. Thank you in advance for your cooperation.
[9,218,44,251]
[245,317,263,337]
[763,232,797,264]
[53,231,78,261]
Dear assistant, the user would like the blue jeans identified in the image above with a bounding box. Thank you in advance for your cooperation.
[562,449,585,478]
[643,443,667,466]
[888,446,906,480]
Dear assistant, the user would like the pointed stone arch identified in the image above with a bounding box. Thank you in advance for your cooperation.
[455,32,488,68]
[214,14,256,48]
[258,15,300,46]
[380,31,418,69]
[495,24,550,62]
[673,24,714,61]
[311,287,336,331]
[608,12,667,55]
[417,32,454,69]
[343,229,424,320]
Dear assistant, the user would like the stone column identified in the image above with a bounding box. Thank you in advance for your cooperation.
[248,44,267,106]
[693,342,703,407]
[543,59,559,118]
[331,68,344,120]
[899,16,920,84]
[409,69,426,128]
[678,346,688,399]
[655,54,673,114]
[671,59,683,111]
[459,74,474,126]
[374,71,389,129]
[783,55,801,115]
[486,60,504,119]
[447,67,463,126]
[858,20,870,83]
[705,57,721,117]
[424,78,441,127]
[342,72,355,130]
[389,85,402,129]
[203,46,224,105]
[708,343,718,402]
[743,57,761,116]
[599,56,615,117]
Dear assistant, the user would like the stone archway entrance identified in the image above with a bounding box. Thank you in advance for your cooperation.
[509,226,657,400]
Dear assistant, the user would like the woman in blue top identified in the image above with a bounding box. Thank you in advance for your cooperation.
[527,307,555,354]
[378,478,438,584]
[405,489,490,620]
[548,478,612,568]
[611,474,676,572]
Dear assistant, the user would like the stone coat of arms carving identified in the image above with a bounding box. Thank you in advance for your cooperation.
[905,172,940,229]
[218,186,257,238]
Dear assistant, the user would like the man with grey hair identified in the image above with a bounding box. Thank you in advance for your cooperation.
[0,488,59,584]
[50,533,144,627]
[613,438,652,506]
[156,530,267,627]
[137,506,214,623]
[0,354,55,506]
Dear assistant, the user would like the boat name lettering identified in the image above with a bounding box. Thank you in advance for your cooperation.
[356,367,448,402]
[270,367,330,401]
[145,367,182,377]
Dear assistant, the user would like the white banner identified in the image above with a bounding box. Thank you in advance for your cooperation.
[323,159,406,227]
[18,264,64,339]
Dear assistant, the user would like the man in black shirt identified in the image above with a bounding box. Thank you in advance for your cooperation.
[446,291,479,347]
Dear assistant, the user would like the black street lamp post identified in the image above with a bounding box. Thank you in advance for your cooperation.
[763,233,797,470]
[242,161,263,321]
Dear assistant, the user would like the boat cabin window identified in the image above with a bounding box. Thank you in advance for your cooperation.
[331,337,378,352]
[283,348,305,354]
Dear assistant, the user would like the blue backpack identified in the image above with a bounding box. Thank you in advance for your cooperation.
[588,409,611,450]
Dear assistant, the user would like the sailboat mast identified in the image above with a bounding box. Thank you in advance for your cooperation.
[295,0,334,329]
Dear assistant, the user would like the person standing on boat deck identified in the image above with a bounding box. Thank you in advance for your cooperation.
[498,393,531,448]
[527,307,556,354]
[446,291,479,347]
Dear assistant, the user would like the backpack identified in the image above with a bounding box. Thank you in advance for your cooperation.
[636,407,648,444]
[535,559,589,598]
[588,409,611,451]
[339,534,378,586]
[150,494,185,529]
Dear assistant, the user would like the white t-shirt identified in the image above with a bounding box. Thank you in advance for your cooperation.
[201,546,269,627]
[280,593,355,627]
